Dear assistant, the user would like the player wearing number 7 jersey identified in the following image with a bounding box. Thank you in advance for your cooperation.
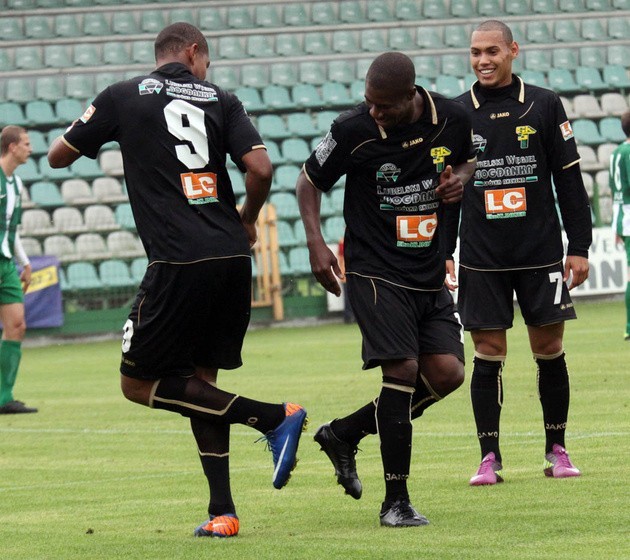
[48,23,307,537]
[446,20,592,484]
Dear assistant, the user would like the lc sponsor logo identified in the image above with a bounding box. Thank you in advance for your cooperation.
[516,125,536,149]
[180,171,218,205]
[396,214,437,247]
[484,187,527,218]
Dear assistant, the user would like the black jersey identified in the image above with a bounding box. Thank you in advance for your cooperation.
[63,63,265,262]
[304,87,475,290]
[455,76,590,270]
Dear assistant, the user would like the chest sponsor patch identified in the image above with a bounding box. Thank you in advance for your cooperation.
[484,187,526,219]
[396,214,437,247]
[180,172,218,205]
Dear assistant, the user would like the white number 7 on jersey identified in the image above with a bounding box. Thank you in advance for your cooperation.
[548,271,563,305]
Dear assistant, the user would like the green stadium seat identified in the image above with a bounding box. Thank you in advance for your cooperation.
[548,68,582,93]
[25,100,58,127]
[450,0,475,17]
[312,2,339,24]
[367,2,393,21]
[218,36,246,60]
[332,30,360,53]
[44,45,72,69]
[24,15,54,39]
[41,154,74,182]
[0,50,13,73]
[315,111,338,134]
[322,82,350,108]
[198,7,223,31]
[288,246,311,275]
[506,0,532,13]
[74,43,101,67]
[444,24,470,48]
[65,0,93,6]
[83,13,110,36]
[527,21,552,43]
[7,0,35,7]
[114,203,135,230]
[0,17,23,40]
[14,47,44,71]
[579,46,606,69]
[339,1,367,23]
[262,85,295,111]
[227,6,253,28]
[441,54,468,77]
[102,41,131,66]
[327,60,355,85]
[606,44,630,66]
[520,70,548,87]
[27,130,48,155]
[553,48,579,70]
[356,58,372,80]
[599,117,625,142]
[36,76,64,102]
[263,140,285,166]
[532,0,561,12]
[141,11,166,33]
[210,66,239,89]
[284,3,308,25]
[169,8,196,26]
[291,84,323,108]
[612,0,629,7]
[559,0,585,9]
[112,12,139,34]
[66,74,95,100]
[30,181,64,207]
[287,112,319,138]
[255,5,281,27]
[581,18,607,41]
[258,114,289,140]
[56,98,84,123]
[240,64,268,89]
[303,32,333,55]
[17,160,42,183]
[435,75,464,98]
[274,164,301,191]
[71,157,103,180]
[607,17,630,39]
[394,0,421,19]
[6,78,35,104]
[270,62,298,87]
[130,257,148,283]
[572,118,606,144]
[361,29,387,52]
[247,35,275,58]
[323,216,346,243]
[299,61,327,86]
[463,73,477,90]
[603,65,630,89]
[576,66,608,91]
[350,79,365,103]
[0,102,28,127]
[276,34,304,57]
[388,28,414,51]
[422,0,448,18]
[586,0,613,8]
[276,220,299,248]
[54,14,81,38]
[477,0,504,15]
[414,55,440,80]
[281,138,310,164]
[66,262,103,290]
[131,41,154,64]
[524,49,552,72]
[270,192,301,220]
[99,259,135,288]
[554,19,580,42]
[416,26,444,49]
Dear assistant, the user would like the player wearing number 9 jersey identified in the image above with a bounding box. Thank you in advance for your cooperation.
[48,23,307,537]
[446,20,592,485]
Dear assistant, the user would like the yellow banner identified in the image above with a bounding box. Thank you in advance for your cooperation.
[26,265,59,294]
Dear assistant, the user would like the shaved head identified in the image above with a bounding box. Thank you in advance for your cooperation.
[154,22,209,59]
[474,20,514,45]
[366,52,416,96]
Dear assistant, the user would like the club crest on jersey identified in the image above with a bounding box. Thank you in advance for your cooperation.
[138,78,163,95]
[376,163,401,182]
[516,125,536,149]
[473,133,487,154]
[430,147,451,172]
[559,120,574,141]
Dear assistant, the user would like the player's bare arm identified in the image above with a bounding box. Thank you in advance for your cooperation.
[48,136,81,168]
[296,170,342,296]
[239,148,273,247]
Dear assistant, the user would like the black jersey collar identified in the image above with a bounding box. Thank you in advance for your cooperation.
[469,75,525,109]
[152,62,196,79]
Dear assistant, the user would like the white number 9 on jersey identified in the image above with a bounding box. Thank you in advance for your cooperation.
[164,99,209,170]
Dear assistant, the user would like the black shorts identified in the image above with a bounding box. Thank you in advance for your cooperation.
[120,257,251,380]
[457,263,577,331]
[346,275,465,370]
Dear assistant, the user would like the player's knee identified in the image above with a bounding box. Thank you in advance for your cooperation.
[422,357,464,397]
[3,319,26,340]
[120,375,151,406]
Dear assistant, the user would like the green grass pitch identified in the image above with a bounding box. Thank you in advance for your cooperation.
[0,299,628,559]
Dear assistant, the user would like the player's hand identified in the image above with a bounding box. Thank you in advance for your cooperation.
[242,221,257,247]
[564,255,589,290]
[20,263,32,294]
[444,259,458,291]
[308,240,343,296]
[435,165,463,204]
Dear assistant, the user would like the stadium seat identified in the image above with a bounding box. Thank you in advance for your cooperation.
[64,76,92,104]
[274,164,301,191]
[141,11,166,33]
[14,46,44,71]
[112,12,139,34]
[311,2,339,24]
[303,32,332,56]
[435,75,464,98]
[0,17,23,40]
[52,206,86,234]
[227,6,254,28]
[131,41,154,64]
[99,259,136,288]
[66,261,103,289]
[169,8,196,26]
[579,46,606,70]
[576,66,608,92]
[210,66,239,89]
[84,204,118,232]
[130,257,148,283]
[532,0,561,12]
[73,43,101,68]
[27,131,48,156]
[258,114,289,140]
[332,30,360,54]
[218,36,246,60]
[422,0,448,18]
[606,44,630,66]
[443,24,470,49]
[83,13,110,36]
[350,79,365,103]
[234,87,264,112]
[247,35,275,58]
[254,5,281,27]
[586,0,613,8]
[613,0,630,7]
[0,102,28,127]
[548,68,582,93]
[264,141,285,166]
[21,237,42,256]
[506,0,532,13]
[328,60,355,85]
[477,0,504,15]
[451,0,475,17]
[25,101,58,127]
[198,7,223,31]
[552,48,579,71]
[291,84,322,109]
[40,155,73,182]
[92,177,127,204]
[114,203,136,230]
[315,111,339,134]
[107,230,143,258]
[95,72,123,94]
[600,117,625,142]
[270,63,298,87]
[287,112,319,137]
[240,64,269,89]
[607,17,630,39]
[276,220,299,248]
[227,169,246,195]
[603,65,630,89]
[15,159,41,183]
[572,94,606,117]
[582,18,607,41]
[43,235,76,261]
[75,232,110,260]
[323,216,346,243]
[572,118,606,144]
[98,150,124,177]
[322,81,350,107]
[415,26,445,49]
[559,0,585,9]
[576,145,600,171]
[103,41,131,65]
[21,209,53,236]
[24,15,54,39]
[597,144,617,168]
[287,246,312,275]
[269,192,301,220]
[600,92,629,116]
[262,85,295,111]
[29,181,63,208]
[527,21,553,43]
[284,3,309,25]
[361,29,387,52]
[281,138,310,164]
[441,54,468,77]
[389,28,415,51]
[520,70,547,88]
[44,45,72,69]
[525,49,552,72]
[339,1,367,22]
[61,179,97,206]
[414,55,441,80]
[276,34,304,57]
[554,19,580,42]
[72,158,103,180]
[299,61,327,86]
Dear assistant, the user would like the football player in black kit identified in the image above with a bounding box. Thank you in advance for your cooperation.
[296,52,476,527]
[448,20,592,485]
[48,23,307,538]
